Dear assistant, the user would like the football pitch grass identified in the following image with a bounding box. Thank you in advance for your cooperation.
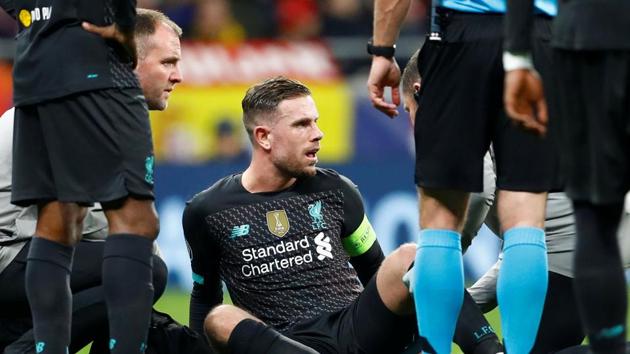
[77,288,630,354]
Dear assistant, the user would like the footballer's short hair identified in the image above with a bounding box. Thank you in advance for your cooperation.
[135,8,182,59]
[401,49,421,96]
[241,77,312,142]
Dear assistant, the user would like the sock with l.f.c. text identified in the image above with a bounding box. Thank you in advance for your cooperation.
[453,290,503,354]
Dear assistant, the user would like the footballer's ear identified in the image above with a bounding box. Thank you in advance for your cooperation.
[253,125,272,151]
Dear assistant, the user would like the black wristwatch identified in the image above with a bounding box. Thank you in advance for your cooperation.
[367,40,396,58]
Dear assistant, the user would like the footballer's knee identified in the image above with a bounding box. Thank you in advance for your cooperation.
[382,243,416,277]
[204,305,257,350]
[376,243,416,315]
[497,190,546,231]
[419,188,470,231]
[36,201,87,246]
[103,197,160,239]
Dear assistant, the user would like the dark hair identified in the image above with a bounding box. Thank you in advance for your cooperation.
[135,8,182,58]
[242,77,312,140]
[401,49,421,96]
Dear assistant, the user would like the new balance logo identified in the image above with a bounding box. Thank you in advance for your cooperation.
[314,232,333,260]
[230,225,250,239]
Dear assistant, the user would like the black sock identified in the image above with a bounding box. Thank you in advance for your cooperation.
[71,255,166,353]
[453,290,503,354]
[227,319,318,354]
[573,201,626,354]
[103,234,154,354]
[69,286,107,353]
[25,237,74,354]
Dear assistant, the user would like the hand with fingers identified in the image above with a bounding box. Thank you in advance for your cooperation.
[82,21,138,68]
[367,56,402,118]
[504,68,548,136]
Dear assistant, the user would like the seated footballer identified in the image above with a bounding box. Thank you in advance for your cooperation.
[182,77,419,354]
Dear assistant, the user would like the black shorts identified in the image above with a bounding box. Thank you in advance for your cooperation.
[414,11,557,193]
[11,88,154,207]
[283,277,416,354]
[550,49,630,204]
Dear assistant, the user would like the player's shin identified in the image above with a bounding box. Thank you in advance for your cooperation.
[25,237,75,354]
[573,201,627,354]
[103,234,154,354]
[413,229,464,354]
[497,227,548,354]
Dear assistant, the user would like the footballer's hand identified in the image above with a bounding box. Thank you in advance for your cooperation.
[367,56,401,118]
[504,69,548,136]
[82,21,138,68]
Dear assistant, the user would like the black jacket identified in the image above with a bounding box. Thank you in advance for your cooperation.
[505,0,630,52]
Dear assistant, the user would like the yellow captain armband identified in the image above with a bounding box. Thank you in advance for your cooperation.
[343,215,377,257]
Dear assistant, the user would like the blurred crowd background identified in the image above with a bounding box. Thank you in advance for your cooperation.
[0,0,428,44]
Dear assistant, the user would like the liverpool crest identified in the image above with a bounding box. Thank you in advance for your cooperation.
[308,200,327,230]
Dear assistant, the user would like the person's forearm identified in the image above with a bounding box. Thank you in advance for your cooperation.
[373,0,412,46]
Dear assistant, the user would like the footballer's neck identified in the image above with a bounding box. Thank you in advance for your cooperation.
[241,159,296,193]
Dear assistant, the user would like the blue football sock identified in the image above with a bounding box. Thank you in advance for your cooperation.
[497,227,548,354]
[413,229,464,354]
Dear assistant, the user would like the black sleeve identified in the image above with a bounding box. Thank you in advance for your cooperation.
[183,200,223,336]
[0,0,15,17]
[339,175,385,286]
[112,0,136,32]
[505,0,535,53]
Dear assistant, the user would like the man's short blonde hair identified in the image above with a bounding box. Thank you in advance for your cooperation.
[135,8,182,58]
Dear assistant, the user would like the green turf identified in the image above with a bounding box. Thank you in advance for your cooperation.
[77,288,629,354]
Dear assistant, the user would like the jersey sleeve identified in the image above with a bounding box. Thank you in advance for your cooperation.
[182,199,223,335]
[339,175,385,286]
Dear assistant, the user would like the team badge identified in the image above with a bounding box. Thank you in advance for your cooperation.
[266,210,290,237]
[144,155,154,184]
[308,200,327,230]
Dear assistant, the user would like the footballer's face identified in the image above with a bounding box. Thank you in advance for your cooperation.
[267,95,323,178]
[135,22,182,111]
